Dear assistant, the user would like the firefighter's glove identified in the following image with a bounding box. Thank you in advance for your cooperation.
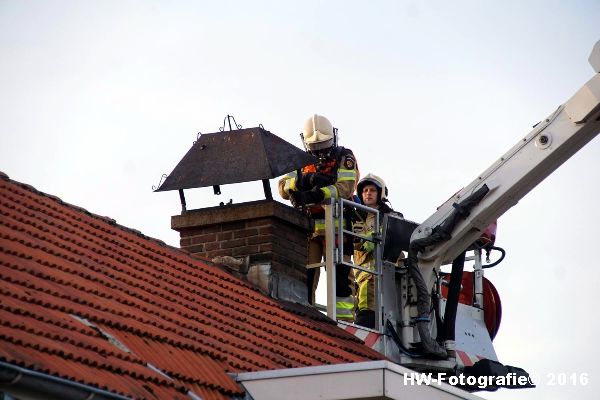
[289,188,325,208]
[310,172,335,188]
[296,173,314,191]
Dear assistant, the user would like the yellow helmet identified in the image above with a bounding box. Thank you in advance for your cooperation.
[302,114,335,152]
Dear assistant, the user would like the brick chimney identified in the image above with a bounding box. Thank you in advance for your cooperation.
[172,199,312,303]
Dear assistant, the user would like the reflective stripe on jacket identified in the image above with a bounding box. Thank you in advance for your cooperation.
[336,295,355,321]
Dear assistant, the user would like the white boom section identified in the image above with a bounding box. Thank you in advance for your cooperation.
[411,44,600,271]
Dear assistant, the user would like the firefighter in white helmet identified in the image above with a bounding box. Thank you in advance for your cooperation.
[353,174,403,329]
[278,114,358,321]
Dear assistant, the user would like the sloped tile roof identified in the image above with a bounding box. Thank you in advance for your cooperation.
[0,173,384,400]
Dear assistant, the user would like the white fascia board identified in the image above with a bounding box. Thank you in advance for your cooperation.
[235,360,482,400]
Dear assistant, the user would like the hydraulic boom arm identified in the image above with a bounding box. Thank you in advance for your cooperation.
[412,41,600,268]
[408,41,600,358]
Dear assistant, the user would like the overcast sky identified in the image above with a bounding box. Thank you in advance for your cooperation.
[1,1,599,399]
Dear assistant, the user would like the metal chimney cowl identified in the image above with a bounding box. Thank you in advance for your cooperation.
[155,127,316,202]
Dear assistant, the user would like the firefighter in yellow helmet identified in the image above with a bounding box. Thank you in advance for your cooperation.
[353,174,403,329]
[278,114,358,321]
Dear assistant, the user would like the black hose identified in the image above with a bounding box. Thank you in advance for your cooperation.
[407,235,449,359]
[407,184,490,359]
[482,246,506,269]
[386,320,424,358]
[440,251,466,342]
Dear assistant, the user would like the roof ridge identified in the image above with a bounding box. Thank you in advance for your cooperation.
[0,171,185,256]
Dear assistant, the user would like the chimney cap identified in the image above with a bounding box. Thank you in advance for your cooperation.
[155,127,316,192]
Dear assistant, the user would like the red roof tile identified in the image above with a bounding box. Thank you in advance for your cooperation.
[0,173,384,399]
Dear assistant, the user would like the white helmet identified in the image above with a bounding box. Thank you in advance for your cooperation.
[357,173,388,203]
[302,114,335,152]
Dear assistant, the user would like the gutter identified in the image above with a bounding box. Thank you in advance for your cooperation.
[0,361,131,400]
[234,360,482,400]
